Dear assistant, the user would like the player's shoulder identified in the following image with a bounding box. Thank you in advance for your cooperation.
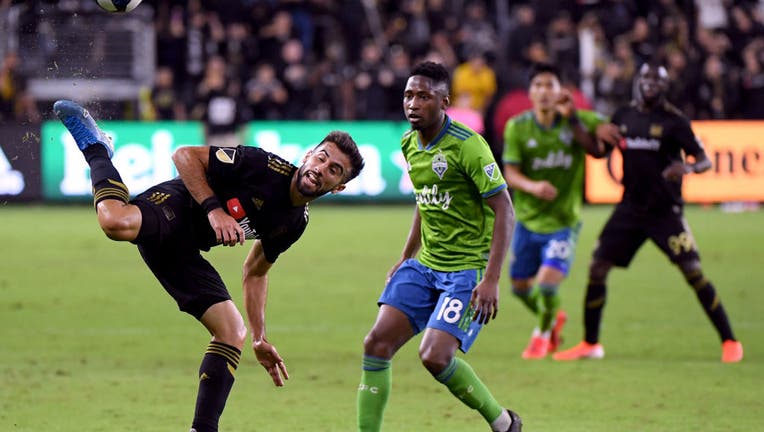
[446,119,480,142]
[660,101,690,122]
[508,110,534,126]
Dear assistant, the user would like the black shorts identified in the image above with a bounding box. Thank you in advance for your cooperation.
[593,204,700,267]
[131,182,231,319]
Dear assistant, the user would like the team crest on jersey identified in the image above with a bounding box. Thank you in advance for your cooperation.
[483,162,500,181]
[650,124,663,137]
[526,138,538,148]
[432,151,448,179]
[216,148,236,164]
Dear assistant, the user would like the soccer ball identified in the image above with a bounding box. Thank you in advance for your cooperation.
[95,0,143,13]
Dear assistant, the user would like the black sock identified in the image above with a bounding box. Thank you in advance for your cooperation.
[83,146,128,206]
[584,282,606,344]
[191,341,241,432]
[685,271,735,342]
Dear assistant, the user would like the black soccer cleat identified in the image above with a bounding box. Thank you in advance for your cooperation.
[504,409,523,432]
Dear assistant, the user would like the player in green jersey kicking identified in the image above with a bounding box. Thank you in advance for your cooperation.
[356,62,521,431]
[502,63,618,359]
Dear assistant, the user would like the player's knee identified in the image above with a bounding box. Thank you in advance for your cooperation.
[588,259,611,283]
[679,260,702,278]
[363,331,395,358]
[215,323,247,349]
[511,279,533,296]
[418,345,451,375]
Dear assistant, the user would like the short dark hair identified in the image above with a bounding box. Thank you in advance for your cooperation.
[410,61,450,91]
[527,62,561,84]
[319,130,365,182]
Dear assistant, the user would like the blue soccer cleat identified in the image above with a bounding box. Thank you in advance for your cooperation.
[53,99,114,158]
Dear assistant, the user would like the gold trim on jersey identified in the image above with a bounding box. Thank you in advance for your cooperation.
[267,156,293,176]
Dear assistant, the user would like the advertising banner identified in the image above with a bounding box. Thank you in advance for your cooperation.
[0,125,42,202]
[41,120,414,202]
[242,121,412,202]
[41,121,204,200]
[585,121,764,203]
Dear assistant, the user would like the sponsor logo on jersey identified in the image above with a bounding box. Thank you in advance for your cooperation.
[531,150,572,170]
[650,124,663,137]
[622,137,661,151]
[226,197,246,219]
[415,184,453,210]
[238,216,258,240]
[559,128,573,146]
[432,151,448,179]
[483,162,500,181]
[215,148,236,164]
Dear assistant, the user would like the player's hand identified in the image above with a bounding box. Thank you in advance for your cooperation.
[555,89,575,119]
[662,161,690,182]
[207,208,245,246]
[470,280,499,325]
[253,339,289,386]
[595,123,621,149]
[531,181,558,201]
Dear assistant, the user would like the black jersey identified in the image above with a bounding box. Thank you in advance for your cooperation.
[193,145,308,262]
[611,102,704,213]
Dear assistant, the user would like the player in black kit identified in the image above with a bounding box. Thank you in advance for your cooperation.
[53,99,365,432]
[553,64,744,363]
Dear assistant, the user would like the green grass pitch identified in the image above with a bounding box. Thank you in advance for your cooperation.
[1,204,761,431]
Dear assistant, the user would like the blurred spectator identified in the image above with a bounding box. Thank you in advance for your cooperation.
[0,51,40,123]
[191,56,245,147]
[149,66,187,120]
[452,51,497,115]
[446,92,484,134]
[278,38,312,119]
[594,35,636,116]
[695,54,737,119]
[246,63,287,120]
[353,40,393,120]
[738,39,764,118]
[456,1,498,60]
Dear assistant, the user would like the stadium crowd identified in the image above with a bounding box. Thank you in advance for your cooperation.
[4,0,764,133]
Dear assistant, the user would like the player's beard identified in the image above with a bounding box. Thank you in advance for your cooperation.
[295,166,326,198]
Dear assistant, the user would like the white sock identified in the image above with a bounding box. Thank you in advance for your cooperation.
[490,409,511,432]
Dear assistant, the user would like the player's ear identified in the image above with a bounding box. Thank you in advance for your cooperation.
[330,183,346,194]
[442,94,450,110]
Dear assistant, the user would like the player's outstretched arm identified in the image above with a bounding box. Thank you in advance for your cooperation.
[242,240,289,386]
[470,189,514,325]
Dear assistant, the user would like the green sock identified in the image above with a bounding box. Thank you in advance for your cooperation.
[357,356,391,432]
[435,357,503,424]
[538,283,560,331]
[512,285,540,315]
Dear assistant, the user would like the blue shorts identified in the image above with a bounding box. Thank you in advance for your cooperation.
[509,222,581,279]
[378,259,484,353]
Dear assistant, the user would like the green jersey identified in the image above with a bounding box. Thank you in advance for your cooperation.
[402,117,507,271]
[503,110,606,233]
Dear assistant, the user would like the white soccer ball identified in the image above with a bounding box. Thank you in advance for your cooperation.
[95,0,143,13]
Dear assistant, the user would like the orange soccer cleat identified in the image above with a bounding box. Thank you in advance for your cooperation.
[552,341,605,361]
[721,340,743,363]
[548,310,568,353]
[521,334,550,359]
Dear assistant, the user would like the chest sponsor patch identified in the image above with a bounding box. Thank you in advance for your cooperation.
[216,148,236,164]
[226,197,246,219]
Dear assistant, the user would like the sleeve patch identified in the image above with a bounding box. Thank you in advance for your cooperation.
[215,148,236,164]
[483,162,500,181]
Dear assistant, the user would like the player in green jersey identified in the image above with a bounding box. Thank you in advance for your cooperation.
[356,62,521,431]
[502,63,617,359]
